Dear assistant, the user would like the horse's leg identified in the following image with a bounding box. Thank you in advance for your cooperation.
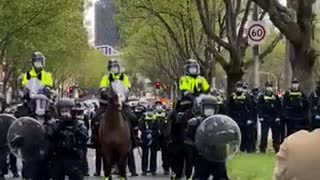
[117,152,128,180]
[102,154,112,180]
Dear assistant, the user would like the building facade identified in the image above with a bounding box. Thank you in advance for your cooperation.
[94,0,120,48]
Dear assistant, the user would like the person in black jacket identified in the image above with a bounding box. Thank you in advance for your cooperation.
[227,81,254,153]
[309,81,320,130]
[257,82,282,153]
[49,98,88,180]
[282,79,309,136]
[140,110,161,176]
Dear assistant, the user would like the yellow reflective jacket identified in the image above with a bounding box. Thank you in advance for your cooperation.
[99,73,131,89]
[21,69,53,88]
[179,75,210,94]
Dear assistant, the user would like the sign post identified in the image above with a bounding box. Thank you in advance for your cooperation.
[247,21,267,45]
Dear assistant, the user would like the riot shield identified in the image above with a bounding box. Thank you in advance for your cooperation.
[195,114,241,162]
[7,116,49,162]
[0,114,16,154]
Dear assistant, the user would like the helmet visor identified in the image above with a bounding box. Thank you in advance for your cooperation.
[60,108,72,118]
[33,61,43,68]
[109,65,120,74]
[187,64,199,75]
[203,105,215,116]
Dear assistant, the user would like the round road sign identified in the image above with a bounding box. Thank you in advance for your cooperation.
[248,24,266,43]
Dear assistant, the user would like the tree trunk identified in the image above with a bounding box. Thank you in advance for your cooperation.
[291,50,314,96]
[226,72,243,96]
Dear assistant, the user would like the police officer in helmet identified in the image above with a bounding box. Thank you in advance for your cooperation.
[310,81,320,129]
[257,81,281,153]
[187,95,230,180]
[176,59,210,111]
[282,79,309,136]
[227,81,254,152]
[21,52,53,92]
[49,98,88,180]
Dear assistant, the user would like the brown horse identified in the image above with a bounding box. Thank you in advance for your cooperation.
[99,80,130,180]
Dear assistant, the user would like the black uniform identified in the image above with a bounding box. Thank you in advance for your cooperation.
[309,88,320,130]
[187,110,229,179]
[156,111,170,174]
[257,92,281,153]
[140,114,160,175]
[227,92,254,152]
[282,90,309,136]
[168,95,195,180]
[248,89,259,152]
[49,120,88,180]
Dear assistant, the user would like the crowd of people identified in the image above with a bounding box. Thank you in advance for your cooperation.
[1,51,320,180]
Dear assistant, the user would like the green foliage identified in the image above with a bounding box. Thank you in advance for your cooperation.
[116,0,206,88]
[0,0,91,89]
[77,49,108,89]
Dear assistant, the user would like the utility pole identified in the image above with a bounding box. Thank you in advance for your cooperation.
[252,3,260,88]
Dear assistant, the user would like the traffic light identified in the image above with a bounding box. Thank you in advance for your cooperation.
[68,87,73,93]
[155,81,161,89]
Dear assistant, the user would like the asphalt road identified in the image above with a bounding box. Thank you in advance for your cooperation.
[5,148,169,180]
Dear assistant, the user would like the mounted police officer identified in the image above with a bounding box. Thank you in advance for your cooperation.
[309,81,320,130]
[282,79,309,136]
[187,95,230,180]
[227,81,254,153]
[49,98,88,180]
[21,52,53,89]
[18,52,53,117]
[140,109,161,176]
[257,82,281,153]
[168,59,210,180]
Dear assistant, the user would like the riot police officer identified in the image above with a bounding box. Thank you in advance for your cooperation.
[227,81,254,152]
[50,98,88,180]
[140,110,161,176]
[257,82,281,153]
[282,79,309,136]
[154,101,170,175]
[309,81,320,130]
[187,95,229,180]
[72,102,89,176]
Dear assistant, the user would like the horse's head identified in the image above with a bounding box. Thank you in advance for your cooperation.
[106,80,128,111]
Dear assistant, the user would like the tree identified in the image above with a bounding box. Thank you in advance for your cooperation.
[195,0,281,94]
[0,0,90,92]
[116,0,209,87]
[77,49,108,89]
[251,0,317,94]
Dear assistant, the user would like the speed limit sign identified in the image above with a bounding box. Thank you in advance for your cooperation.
[247,21,267,45]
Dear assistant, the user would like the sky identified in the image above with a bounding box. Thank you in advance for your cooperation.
[84,0,97,45]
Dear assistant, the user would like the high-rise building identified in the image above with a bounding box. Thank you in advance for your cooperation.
[94,0,120,47]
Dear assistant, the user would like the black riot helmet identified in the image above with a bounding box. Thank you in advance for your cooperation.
[31,52,45,72]
[107,59,120,74]
[72,102,84,120]
[184,59,200,76]
[193,94,218,117]
[56,98,75,120]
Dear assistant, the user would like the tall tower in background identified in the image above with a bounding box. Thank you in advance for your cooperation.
[94,0,120,48]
